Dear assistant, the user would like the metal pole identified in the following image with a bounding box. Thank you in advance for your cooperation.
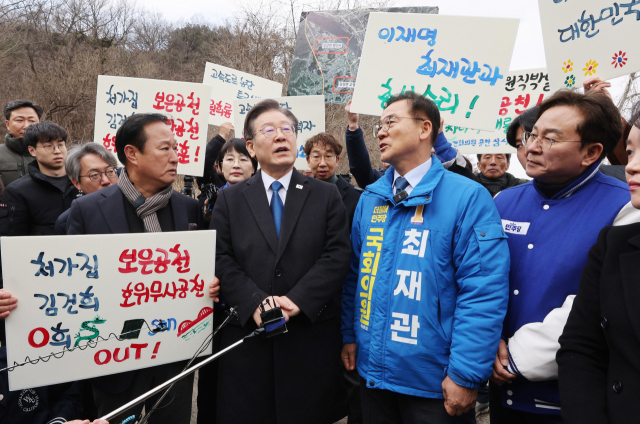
[99,337,245,421]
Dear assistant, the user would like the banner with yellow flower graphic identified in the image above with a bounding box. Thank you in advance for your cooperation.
[539,0,640,91]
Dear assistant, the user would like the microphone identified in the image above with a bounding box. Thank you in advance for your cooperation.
[252,293,288,338]
[393,190,408,203]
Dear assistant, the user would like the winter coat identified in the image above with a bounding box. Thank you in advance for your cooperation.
[0,161,78,236]
[493,162,629,415]
[342,157,510,398]
[0,134,36,187]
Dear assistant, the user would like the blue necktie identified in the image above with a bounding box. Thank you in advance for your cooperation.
[270,181,284,238]
[395,176,409,194]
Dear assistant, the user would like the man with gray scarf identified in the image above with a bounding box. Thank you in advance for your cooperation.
[66,113,205,424]
[476,153,529,197]
[0,99,43,190]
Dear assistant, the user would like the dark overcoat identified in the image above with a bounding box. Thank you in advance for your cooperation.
[558,223,640,424]
[211,169,351,424]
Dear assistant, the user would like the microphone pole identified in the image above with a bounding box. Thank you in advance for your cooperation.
[100,329,263,422]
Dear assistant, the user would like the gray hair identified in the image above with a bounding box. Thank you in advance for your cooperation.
[66,142,118,181]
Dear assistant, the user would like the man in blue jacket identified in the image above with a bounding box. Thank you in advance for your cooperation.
[489,90,630,423]
[341,92,510,423]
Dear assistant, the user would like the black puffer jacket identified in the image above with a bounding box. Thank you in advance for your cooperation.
[0,161,78,236]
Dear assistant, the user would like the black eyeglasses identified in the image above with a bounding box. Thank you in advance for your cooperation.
[79,167,117,182]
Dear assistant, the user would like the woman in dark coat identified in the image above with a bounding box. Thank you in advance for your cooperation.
[557,102,640,423]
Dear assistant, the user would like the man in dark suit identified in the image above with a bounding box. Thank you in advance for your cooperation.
[66,113,204,424]
[211,99,351,424]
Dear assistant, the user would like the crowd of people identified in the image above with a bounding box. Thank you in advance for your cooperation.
[0,74,638,424]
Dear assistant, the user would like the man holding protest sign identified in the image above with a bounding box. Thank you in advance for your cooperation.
[211,99,351,423]
[341,91,510,423]
[66,113,205,424]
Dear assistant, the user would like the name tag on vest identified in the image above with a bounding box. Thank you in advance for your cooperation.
[501,219,530,235]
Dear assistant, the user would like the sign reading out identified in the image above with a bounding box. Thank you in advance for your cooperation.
[2,231,215,390]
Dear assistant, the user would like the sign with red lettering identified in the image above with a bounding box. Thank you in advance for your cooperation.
[203,62,283,126]
[94,75,211,177]
[449,68,551,154]
[1,231,215,390]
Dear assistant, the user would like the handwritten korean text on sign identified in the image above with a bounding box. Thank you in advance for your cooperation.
[450,68,550,154]
[203,63,283,127]
[539,0,640,91]
[94,76,211,177]
[2,231,215,391]
[350,13,519,131]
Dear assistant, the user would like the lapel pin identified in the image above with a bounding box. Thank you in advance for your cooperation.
[296,184,303,189]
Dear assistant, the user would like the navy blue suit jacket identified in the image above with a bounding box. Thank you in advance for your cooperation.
[65,184,204,393]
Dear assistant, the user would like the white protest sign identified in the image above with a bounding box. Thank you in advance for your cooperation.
[2,231,215,390]
[203,63,283,126]
[539,0,640,92]
[94,75,211,177]
[233,95,325,171]
[350,13,519,131]
[450,68,551,154]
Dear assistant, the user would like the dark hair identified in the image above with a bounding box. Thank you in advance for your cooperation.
[216,138,258,172]
[477,153,511,162]
[384,91,440,144]
[506,106,539,148]
[536,90,622,160]
[243,99,299,141]
[4,99,44,121]
[625,99,640,142]
[303,132,343,157]
[115,113,168,164]
[23,121,68,148]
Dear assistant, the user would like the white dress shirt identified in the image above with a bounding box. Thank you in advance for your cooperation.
[392,158,432,196]
[262,169,293,205]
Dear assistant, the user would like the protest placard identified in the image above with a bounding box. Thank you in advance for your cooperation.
[233,95,325,171]
[539,0,640,91]
[94,76,211,177]
[2,231,215,391]
[204,63,283,126]
[287,6,438,104]
[350,13,519,131]
[449,68,551,154]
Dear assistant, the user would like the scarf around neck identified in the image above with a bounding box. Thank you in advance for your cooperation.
[477,172,508,197]
[117,169,173,232]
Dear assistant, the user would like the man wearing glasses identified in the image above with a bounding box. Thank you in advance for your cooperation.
[489,90,630,424]
[341,91,509,423]
[54,143,119,234]
[0,121,78,236]
[211,99,351,423]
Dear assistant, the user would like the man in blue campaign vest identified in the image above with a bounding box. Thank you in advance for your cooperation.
[489,90,631,424]
[341,91,510,424]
